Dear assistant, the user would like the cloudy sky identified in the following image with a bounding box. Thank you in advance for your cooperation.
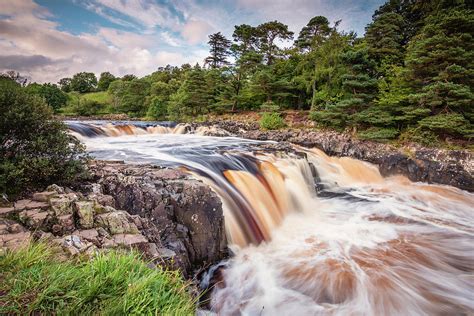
[0,0,384,83]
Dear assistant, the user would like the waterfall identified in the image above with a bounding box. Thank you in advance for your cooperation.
[68,121,474,315]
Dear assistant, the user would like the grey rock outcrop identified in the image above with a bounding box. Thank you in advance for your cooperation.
[1,163,227,277]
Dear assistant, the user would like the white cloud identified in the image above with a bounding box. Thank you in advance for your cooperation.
[0,0,208,83]
[181,20,213,45]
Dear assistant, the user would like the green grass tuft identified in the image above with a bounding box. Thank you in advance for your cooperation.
[0,243,196,315]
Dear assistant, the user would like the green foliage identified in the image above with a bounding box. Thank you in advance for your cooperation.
[398,127,440,147]
[97,71,117,91]
[260,100,280,112]
[146,96,168,120]
[358,127,399,141]
[418,113,472,137]
[25,3,473,147]
[0,243,196,315]
[168,65,211,120]
[71,99,105,116]
[58,77,72,92]
[205,32,232,68]
[25,82,67,111]
[70,72,97,93]
[295,16,331,51]
[0,78,88,197]
[108,79,150,117]
[260,112,286,130]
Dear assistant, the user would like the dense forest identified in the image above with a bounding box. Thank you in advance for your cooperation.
[3,0,473,144]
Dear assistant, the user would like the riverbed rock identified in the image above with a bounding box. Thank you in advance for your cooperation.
[91,161,227,275]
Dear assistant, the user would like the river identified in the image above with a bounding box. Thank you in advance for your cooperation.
[68,121,474,316]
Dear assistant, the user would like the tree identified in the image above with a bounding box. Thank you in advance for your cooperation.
[97,72,117,91]
[295,16,331,51]
[205,32,232,68]
[70,72,97,93]
[118,79,150,117]
[168,65,211,120]
[311,43,378,129]
[25,83,67,111]
[256,21,294,65]
[0,71,28,86]
[58,77,72,92]
[365,12,405,65]
[0,78,87,197]
[404,8,474,137]
[145,81,174,119]
[122,74,137,81]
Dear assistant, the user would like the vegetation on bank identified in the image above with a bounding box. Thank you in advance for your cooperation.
[0,77,88,198]
[0,243,196,315]
[1,0,472,146]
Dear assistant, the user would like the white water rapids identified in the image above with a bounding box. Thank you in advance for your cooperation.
[68,121,474,316]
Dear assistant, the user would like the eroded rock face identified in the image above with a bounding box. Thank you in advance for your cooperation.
[196,121,474,192]
[91,162,227,274]
[1,163,227,278]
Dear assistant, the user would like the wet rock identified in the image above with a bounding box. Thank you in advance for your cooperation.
[91,161,227,275]
[74,201,95,228]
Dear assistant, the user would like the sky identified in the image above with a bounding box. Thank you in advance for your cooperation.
[0,0,385,83]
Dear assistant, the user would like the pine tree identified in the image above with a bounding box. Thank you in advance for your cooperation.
[365,12,405,65]
[405,7,474,137]
[295,16,331,52]
[168,64,211,120]
[204,32,232,68]
[256,21,294,65]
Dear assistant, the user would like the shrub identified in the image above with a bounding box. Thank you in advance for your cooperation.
[0,78,88,197]
[398,127,440,147]
[358,127,399,142]
[260,112,286,130]
[146,96,168,120]
[0,243,196,315]
[260,100,280,112]
[71,99,104,116]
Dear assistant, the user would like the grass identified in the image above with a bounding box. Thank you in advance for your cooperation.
[0,243,196,315]
[81,91,111,104]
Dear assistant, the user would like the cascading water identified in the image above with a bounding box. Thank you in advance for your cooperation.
[68,121,474,315]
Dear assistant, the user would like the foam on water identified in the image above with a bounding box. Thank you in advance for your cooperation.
[69,121,474,316]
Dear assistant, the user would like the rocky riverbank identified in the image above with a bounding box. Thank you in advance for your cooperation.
[195,120,474,192]
[0,161,226,277]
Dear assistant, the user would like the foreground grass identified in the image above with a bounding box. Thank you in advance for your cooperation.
[0,243,196,315]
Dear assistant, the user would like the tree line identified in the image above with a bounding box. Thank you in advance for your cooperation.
[4,0,472,144]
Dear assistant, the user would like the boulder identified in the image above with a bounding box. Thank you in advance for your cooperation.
[19,209,48,229]
[112,233,148,247]
[74,201,95,228]
[50,196,75,216]
[32,191,58,202]
[0,206,15,216]
[95,211,139,235]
